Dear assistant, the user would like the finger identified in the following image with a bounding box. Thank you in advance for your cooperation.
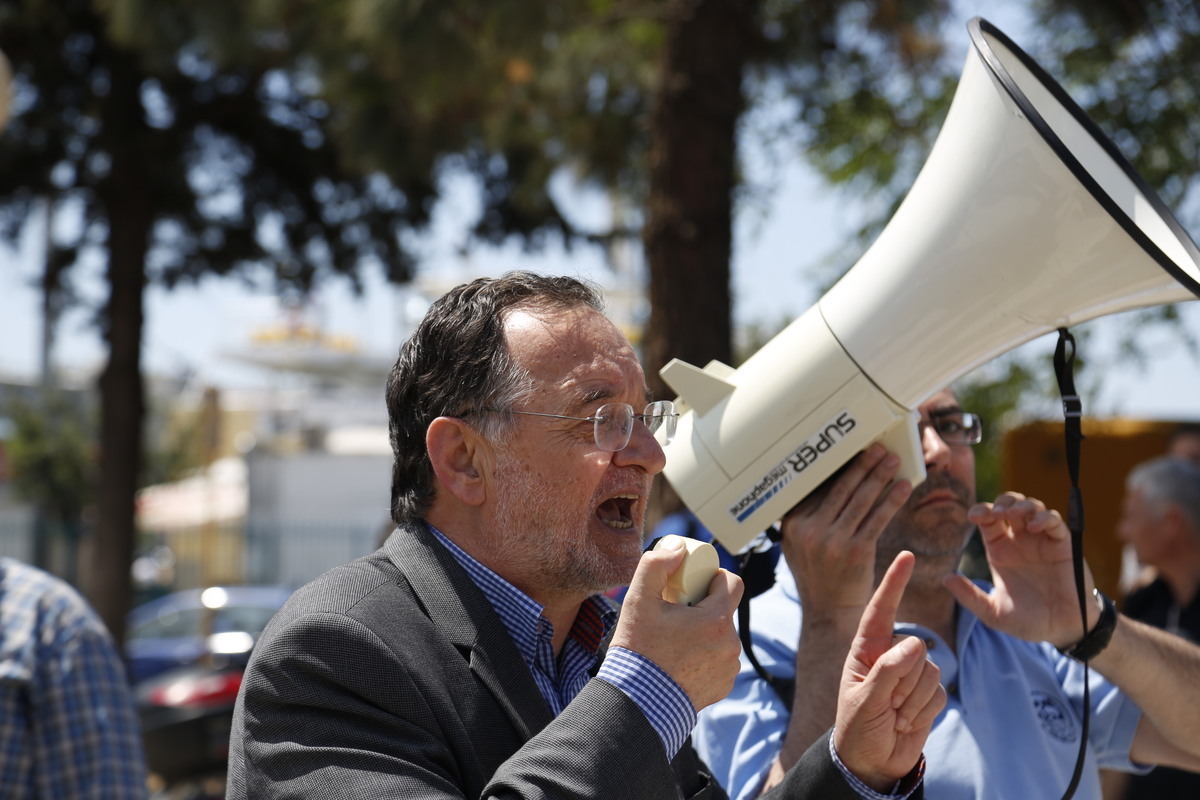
[992,492,1026,510]
[843,448,900,518]
[858,477,913,538]
[1003,498,1045,531]
[969,502,1013,544]
[1027,508,1068,540]
[906,679,947,734]
[942,573,996,625]
[897,682,947,737]
[836,451,905,533]
[893,657,944,733]
[855,550,915,644]
[972,494,1023,529]
[886,635,926,710]
[811,445,890,522]
[856,633,925,704]
[694,569,744,614]
[624,537,688,604]
[967,500,996,525]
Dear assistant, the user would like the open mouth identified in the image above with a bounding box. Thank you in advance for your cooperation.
[597,494,638,530]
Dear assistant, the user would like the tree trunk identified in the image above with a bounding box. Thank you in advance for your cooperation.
[84,47,151,645]
[642,0,759,515]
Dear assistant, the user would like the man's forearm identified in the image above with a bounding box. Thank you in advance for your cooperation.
[1092,613,1200,767]
[759,613,859,796]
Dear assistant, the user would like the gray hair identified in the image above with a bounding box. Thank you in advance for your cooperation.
[1126,456,1200,536]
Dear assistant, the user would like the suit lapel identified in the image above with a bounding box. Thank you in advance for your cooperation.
[384,523,554,740]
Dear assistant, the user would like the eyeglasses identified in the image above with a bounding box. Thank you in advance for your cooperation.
[919,410,983,446]
[486,400,679,452]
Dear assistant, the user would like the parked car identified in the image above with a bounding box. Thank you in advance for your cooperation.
[135,660,248,793]
[126,585,292,794]
[125,585,293,684]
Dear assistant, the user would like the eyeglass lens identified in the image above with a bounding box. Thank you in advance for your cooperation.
[923,412,981,445]
[595,401,676,451]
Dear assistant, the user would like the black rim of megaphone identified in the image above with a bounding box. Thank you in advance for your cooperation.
[969,16,1200,300]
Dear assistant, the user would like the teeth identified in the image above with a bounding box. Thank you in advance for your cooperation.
[599,494,639,530]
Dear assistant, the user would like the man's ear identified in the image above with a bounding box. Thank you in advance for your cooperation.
[427,416,487,506]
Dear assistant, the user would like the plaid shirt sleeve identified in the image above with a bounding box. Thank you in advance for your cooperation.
[0,559,149,799]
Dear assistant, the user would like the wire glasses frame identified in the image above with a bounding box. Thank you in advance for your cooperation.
[486,400,679,452]
[919,410,983,446]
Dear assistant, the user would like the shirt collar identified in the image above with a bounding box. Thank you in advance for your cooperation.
[426,524,617,665]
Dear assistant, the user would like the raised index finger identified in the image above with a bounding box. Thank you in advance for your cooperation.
[856,550,916,644]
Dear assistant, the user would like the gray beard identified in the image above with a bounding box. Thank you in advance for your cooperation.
[490,451,634,598]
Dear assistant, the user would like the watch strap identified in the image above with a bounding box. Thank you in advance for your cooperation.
[1058,588,1117,662]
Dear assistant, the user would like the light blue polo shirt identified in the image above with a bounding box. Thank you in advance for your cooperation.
[694,558,1149,800]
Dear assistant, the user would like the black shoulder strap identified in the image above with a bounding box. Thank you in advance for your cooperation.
[736,530,795,710]
[1053,327,1090,800]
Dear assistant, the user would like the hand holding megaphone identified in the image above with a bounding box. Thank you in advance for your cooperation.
[653,534,720,605]
[612,536,743,710]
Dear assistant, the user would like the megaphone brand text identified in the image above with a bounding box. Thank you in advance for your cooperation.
[730,410,857,522]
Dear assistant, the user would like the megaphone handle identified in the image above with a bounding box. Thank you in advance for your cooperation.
[874,411,928,491]
[653,534,720,605]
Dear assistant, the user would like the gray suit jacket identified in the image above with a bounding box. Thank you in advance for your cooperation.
[228,521,910,799]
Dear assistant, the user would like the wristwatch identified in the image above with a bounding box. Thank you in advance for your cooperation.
[1057,588,1118,662]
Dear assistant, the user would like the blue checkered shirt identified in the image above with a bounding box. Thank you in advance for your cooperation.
[0,558,148,799]
[429,527,695,757]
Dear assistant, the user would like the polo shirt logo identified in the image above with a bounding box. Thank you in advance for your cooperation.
[1031,690,1078,743]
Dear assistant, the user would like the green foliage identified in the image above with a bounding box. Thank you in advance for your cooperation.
[1028,0,1200,215]
[750,1,956,232]
[5,395,94,521]
[0,0,440,296]
[229,0,667,250]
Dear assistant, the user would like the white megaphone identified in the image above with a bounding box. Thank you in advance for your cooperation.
[660,17,1200,555]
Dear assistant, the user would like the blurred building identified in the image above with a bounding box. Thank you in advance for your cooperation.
[134,322,394,592]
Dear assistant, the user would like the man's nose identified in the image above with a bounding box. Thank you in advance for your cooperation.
[921,421,953,472]
[614,418,667,474]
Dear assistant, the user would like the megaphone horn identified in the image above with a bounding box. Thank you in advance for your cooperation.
[660,16,1200,554]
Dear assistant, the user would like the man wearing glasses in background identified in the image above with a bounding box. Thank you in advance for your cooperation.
[227,272,944,799]
[695,388,1200,800]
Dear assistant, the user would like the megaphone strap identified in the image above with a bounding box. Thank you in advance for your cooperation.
[737,585,795,712]
[1052,327,1091,800]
